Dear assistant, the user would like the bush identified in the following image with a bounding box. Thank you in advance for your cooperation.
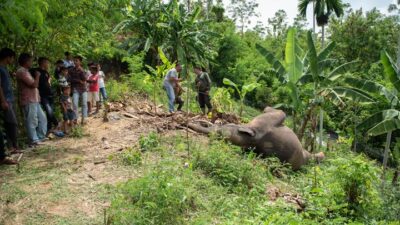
[109,166,197,225]
[70,125,84,138]
[106,78,131,102]
[139,132,160,152]
[297,152,383,223]
[192,139,269,193]
[120,147,142,166]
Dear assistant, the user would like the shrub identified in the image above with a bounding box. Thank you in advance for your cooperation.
[192,139,269,193]
[106,78,131,102]
[108,167,197,225]
[139,132,160,152]
[120,147,142,166]
[70,125,84,138]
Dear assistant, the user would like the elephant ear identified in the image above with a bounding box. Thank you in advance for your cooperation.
[238,127,256,137]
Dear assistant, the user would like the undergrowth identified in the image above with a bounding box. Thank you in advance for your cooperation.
[108,134,399,224]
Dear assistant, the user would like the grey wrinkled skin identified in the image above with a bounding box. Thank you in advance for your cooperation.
[188,107,324,170]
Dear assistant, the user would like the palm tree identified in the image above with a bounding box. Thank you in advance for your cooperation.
[298,0,344,47]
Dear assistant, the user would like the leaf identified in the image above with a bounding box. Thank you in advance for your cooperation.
[329,87,375,103]
[285,28,303,83]
[223,78,238,89]
[381,51,400,92]
[318,42,336,61]
[256,44,286,80]
[343,77,398,105]
[357,109,400,132]
[144,37,153,53]
[242,83,261,95]
[327,61,357,80]
[158,47,170,65]
[368,119,400,136]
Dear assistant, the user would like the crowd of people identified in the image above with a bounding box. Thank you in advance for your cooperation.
[0,48,107,165]
[0,46,212,166]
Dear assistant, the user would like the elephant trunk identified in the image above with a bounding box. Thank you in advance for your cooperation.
[188,123,216,134]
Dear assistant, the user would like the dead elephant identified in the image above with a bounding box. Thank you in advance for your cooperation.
[188,107,325,170]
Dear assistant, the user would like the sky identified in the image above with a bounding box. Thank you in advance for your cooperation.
[222,0,395,29]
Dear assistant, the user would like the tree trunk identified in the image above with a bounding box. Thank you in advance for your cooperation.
[321,25,325,48]
[298,104,317,141]
[392,169,399,186]
[312,1,316,35]
[381,131,392,182]
[318,108,323,150]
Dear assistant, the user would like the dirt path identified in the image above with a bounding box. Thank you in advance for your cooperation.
[0,98,184,224]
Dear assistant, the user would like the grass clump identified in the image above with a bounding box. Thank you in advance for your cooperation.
[108,165,197,225]
[139,131,160,152]
[120,147,142,166]
[70,125,84,138]
[192,139,269,193]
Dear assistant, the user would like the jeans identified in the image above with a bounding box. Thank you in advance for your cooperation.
[99,87,107,102]
[72,91,88,120]
[163,82,175,113]
[41,97,58,131]
[2,101,18,149]
[23,103,47,143]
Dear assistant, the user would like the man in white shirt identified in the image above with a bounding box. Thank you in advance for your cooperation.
[63,52,75,68]
[163,64,182,113]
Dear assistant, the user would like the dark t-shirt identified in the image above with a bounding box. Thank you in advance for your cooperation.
[69,67,87,93]
[195,72,211,92]
[31,68,53,99]
[0,65,14,102]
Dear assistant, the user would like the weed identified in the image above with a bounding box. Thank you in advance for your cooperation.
[120,147,142,166]
[70,125,84,138]
[139,131,160,152]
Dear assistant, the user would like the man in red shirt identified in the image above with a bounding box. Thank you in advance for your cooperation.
[87,64,100,114]
[16,53,47,145]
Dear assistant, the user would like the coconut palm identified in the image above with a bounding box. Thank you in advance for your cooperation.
[298,0,344,46]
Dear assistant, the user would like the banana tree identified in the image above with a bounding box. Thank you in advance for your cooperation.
[299,31,374,147]
[113,0,168,66]
[145,47,175,113]
[223,78,261,117]
[356,51,400,178]
[256,27,305,133]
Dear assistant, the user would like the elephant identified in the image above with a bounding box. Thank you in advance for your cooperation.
[188,107,325,170]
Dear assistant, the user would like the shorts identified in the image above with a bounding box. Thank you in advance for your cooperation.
[63,109,76,121]
[87,92,99,104]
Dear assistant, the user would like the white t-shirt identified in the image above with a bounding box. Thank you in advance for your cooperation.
[98,71,105,88]
[63,59,75,68]
[164,68,178,86]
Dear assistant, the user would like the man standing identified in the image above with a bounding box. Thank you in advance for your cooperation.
[54,59,64,80]
[163,64,182,113]
[69,55,88,125]
[32,57,58,132]
[16,53,47,145]
[97,64,107,102]
[63,52,75,68]
[194,66,212,115]
[0,48,20,154]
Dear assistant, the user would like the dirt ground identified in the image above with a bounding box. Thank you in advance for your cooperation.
[0,97,200,225]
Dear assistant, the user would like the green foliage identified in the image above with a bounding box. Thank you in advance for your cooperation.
[70,126,84,139]
[109,166,196,224]
[296,152,383,222]
[120,147,142,166]
[192,140,268,193]
[106,79,131,102]
[139,132,160,152]
[211,87,234,113]
[223,78,260,116]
